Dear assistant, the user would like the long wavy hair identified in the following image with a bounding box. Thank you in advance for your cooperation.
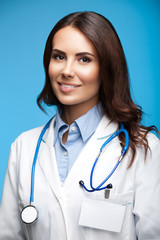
[37,11,158,167]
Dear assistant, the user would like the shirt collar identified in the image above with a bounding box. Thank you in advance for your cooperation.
[54,103,104,144]
[75,103,103,142]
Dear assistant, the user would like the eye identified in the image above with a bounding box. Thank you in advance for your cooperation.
[79,57,91,63]
[51,54,65,61]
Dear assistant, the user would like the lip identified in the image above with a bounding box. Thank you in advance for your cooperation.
[58,82,81,93]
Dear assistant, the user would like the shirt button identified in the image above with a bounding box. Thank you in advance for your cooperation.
[63,151,68,156]
[71,126,76,132]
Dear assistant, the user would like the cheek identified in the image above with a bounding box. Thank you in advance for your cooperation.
[48,64,57,94]
[48,62,61,80]
[78,65,99,83]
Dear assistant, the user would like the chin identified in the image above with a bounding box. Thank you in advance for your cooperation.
[56,96,80,106]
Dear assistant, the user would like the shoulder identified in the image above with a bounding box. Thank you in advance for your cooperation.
[11,116,56,151]
[14,125,44,145]
[146,132,160,153]
[10,125,46,156]
[147,131,160,143]
[134,132,160,171]
[134,132,160,154]
[5,126,45,174]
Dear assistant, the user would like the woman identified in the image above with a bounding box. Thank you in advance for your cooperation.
[0,11,160,240]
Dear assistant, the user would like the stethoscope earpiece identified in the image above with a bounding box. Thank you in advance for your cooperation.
[79,123,129,193]
[79,180,84,186]
[106,183,113,189]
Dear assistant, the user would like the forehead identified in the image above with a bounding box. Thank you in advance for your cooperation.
[52,26,97,54]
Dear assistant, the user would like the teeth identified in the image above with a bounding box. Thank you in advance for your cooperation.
[61,84,76,88]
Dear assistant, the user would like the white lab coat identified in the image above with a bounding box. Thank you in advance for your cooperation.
[0,115,160,240]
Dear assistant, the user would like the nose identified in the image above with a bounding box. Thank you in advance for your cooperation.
[61,59,75,78]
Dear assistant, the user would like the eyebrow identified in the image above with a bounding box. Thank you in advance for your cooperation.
[52,49,96,58]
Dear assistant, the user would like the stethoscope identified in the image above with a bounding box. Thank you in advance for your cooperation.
[79,122,129,198]
[20,118,129,224]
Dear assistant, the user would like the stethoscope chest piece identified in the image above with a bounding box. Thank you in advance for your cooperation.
[21,205,38,224]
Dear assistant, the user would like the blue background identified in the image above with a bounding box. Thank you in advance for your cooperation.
[0,0,160,200]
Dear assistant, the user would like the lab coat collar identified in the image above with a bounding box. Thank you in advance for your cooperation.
[42,116,56,146]
[42,114,118,145]
[38,116,64,199]
[63,115,119,189]
[38,114,119,198]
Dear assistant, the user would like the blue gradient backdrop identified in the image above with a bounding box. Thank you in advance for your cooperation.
[0,0,160,199]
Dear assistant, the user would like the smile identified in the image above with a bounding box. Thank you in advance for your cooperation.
[61,84,77,88]
[59,82,81,87]
[58,82,81,93]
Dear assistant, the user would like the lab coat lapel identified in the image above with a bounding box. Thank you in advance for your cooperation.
[63,115,119,190]
[38,115,119,197]
[38,117,62,199]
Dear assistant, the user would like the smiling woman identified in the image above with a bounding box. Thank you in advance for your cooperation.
[0,11,160,240]
[48,26,100,121]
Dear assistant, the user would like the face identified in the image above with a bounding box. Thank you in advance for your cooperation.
[48,26,101,112]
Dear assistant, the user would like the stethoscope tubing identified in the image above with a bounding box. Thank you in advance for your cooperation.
[80,123,129,192]
[90,161,120,191]
[30,118,53,203]
[30,119,129,201]
[22,118,129,224]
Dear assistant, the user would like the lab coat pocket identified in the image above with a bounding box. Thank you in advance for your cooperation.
[107,191,134,205]
[109,191,135,237]
[91,191,135,236]
[79,197,126,233]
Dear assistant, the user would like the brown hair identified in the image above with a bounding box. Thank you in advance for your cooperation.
[37,11,158,167]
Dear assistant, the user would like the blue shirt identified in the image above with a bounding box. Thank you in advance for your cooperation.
[54,103,103,183]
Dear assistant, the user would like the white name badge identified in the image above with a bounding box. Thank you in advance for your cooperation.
[79,197,126,233]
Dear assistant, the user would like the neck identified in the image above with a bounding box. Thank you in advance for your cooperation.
[61,102,99,126]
